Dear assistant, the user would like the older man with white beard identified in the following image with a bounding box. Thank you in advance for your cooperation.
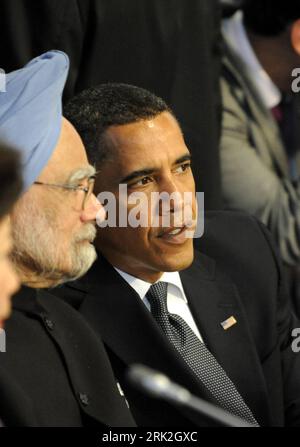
[0,52,135,427]
[10,120,98,288]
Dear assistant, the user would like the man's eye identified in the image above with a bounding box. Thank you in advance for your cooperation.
[131,177,152,187]
[175,162,191,174]
[71,185,84,192]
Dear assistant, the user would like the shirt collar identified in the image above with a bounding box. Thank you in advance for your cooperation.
[12,285,49,317]
[222,10,281,109]
[114,268,187,303]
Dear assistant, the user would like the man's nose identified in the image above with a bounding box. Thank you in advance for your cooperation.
[80,193,104,222]
[159,178,184,214]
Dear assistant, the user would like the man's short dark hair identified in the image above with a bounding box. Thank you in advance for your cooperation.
[242,0,300,37]
[0,146,22,219]
[64,83,172,166]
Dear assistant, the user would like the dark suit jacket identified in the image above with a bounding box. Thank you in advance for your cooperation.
[0,286,135,427]
[53,211,300,427]
[0,0,222,210]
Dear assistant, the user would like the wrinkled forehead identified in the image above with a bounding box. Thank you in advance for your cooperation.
[37,118,92,183]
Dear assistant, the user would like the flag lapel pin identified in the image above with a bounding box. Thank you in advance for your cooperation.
[221,316,237,330]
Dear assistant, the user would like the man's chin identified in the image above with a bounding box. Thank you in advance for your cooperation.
[159,249,194,273]
[70,244,97,277]
[51,245,97,287]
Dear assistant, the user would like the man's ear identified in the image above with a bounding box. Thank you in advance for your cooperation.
[291,19,300,56]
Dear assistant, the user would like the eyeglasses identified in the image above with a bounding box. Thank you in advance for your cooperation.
[33,176,96,210]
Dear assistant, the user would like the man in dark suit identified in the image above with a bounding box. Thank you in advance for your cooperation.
[0,0,222,210]
[56,83,300,426]
[0,55,135,427]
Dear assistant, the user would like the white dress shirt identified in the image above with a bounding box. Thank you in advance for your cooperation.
[222,10,281,109]
[114,267,203,342]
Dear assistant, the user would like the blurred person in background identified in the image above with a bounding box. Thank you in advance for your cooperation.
[0,147,21,327]
[0,146,21,427]
[221,0,300,311]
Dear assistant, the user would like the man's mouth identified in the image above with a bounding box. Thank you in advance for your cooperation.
[157,225,193,244]
[77,238,94,244]
[75,224,97,244]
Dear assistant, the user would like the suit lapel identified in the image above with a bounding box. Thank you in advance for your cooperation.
[180,254,272,425]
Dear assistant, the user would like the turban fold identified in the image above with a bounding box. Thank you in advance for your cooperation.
[0,51,69,192]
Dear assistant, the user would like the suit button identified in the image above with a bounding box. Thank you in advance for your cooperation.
[79,393,89,406]
[43,317,54,330]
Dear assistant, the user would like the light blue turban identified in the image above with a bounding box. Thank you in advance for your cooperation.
[0,51,69,192]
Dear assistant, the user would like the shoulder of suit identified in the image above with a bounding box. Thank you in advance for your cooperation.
[36,289,88,323]
[12,286,89,329]
[202,210,271,246]
[197,210,277,270]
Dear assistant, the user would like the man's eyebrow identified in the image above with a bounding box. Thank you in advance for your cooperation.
[120,153,192,184]
[120,169,155,184]
[66,165,96,185]
[175,154,192,165]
